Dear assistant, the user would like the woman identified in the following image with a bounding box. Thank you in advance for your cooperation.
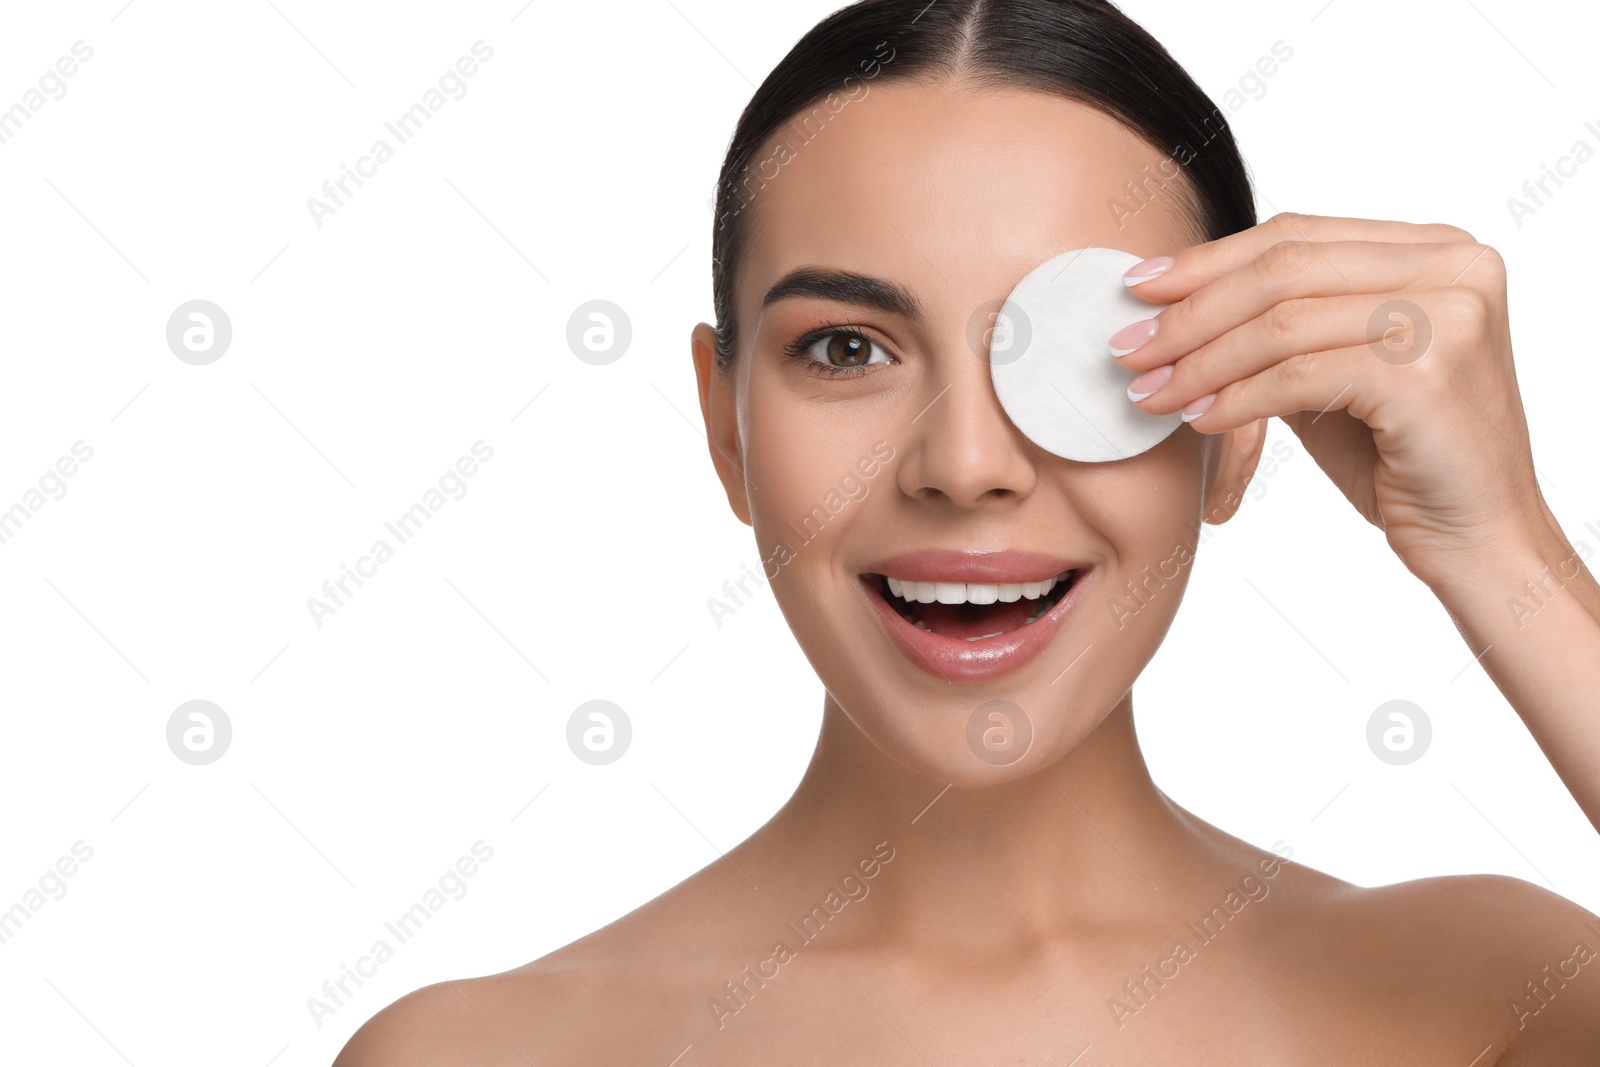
[337,0,1600,1061]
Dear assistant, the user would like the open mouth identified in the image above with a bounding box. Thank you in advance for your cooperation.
[866,569,1079,642]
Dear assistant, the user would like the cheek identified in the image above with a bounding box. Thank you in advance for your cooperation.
[1078,430,1205,540]
[741,375,891,559]
[1071,439,1207,627]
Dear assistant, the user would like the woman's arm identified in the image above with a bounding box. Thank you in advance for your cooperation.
[1426,505,1600,835]
[1111,211,1599,834]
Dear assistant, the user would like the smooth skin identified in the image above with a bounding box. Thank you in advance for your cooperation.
[335,79,1600,1065]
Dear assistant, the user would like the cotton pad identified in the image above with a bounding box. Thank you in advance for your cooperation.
[989,247,1184,463]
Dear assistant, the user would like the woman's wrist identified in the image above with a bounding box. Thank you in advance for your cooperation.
[1424,512,1600,636]
[1420,512,1600,833]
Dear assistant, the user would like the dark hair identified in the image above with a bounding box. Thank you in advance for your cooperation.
[709,0,1257,371]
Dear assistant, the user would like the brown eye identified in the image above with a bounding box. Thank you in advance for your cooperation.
[795,330,889,371]
[782,327,894,378]
[825,333,872,366]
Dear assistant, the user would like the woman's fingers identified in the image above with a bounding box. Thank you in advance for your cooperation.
[1123,211,1480,304]
[1115,240,1499,373]
[1121,289,1425,417]
[1162,335,1381,436]
[1144,283,1501,434]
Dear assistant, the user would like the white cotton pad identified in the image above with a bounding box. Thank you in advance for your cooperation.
[989,247,1184,463]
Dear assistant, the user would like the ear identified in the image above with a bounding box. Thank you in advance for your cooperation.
[1199,417,1268,527]
[691,322,752,526]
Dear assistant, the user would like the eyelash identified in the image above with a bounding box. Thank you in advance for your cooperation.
[781,321,894,379]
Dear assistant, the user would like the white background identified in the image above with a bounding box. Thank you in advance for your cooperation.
[1,0,1596,1062]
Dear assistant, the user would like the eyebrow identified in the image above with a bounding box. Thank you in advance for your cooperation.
[759,267,923,322]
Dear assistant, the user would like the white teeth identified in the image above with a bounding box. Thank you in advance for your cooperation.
[884,572,1067,607]
[896,573,1071,638]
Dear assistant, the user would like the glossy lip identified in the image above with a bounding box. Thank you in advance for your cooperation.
[857,551,1095,682]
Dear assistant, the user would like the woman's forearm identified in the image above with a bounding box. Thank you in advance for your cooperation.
[1428,514,1600,833]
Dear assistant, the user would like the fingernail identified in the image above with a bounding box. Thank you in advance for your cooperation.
[1127,364,1174,402]
[1122,256,1173,286]
[1180,393,1216,422]
[1109,317,1159,358]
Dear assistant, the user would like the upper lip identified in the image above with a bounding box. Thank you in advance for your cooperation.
[862,549,1090,585]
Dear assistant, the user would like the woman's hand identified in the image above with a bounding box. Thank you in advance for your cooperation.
[1110,211,1548,591]
[1116,211,1600,845]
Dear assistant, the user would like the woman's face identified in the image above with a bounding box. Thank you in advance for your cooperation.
[693,80,1264,786]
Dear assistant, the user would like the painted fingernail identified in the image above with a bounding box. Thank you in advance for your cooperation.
[1127,363,1174,402]
[1122,256,1173,286]
[1180,393,1217,422]
[1109,317,1159,358]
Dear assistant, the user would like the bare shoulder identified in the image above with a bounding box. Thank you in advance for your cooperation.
[331,873,743,1066]
[331,958,626,1067]
[331,837,773,1066]
[331,970,551,1067]
[1177,817,1600,1063]
[1267,865,1600,1062]
[1368,873,1600,1064]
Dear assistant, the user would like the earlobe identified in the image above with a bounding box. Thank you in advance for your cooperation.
[690,322,752,527]
[1199,418,1268,527]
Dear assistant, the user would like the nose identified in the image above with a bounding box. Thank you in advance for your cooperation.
[894,348,1039,509]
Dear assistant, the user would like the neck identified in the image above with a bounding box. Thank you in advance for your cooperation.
[762,692,1202,960]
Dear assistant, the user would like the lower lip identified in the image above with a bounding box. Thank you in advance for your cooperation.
[859,568,1093,682]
